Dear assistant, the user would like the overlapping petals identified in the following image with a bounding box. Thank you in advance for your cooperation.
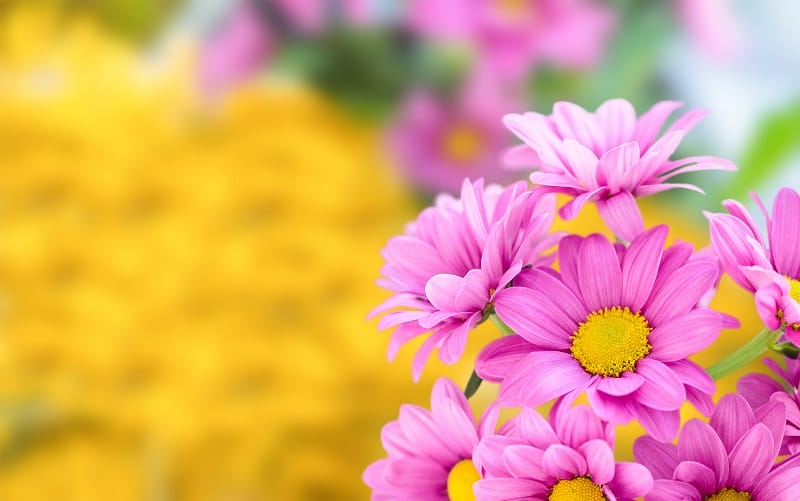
[372,178,558,380]
[635,394,800,500]
[473,400,652,500]
[504,98,736,241]
[363,377,499,500]
[707,188,800,340]
[476,225,733,441]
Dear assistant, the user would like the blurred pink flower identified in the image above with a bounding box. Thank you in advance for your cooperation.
[675,0,744,62]
[706,188,800,340]
[370,179,558,381]
[199,0,272,96]
[388,74,519,195]
[273,0,375,33]
[504,99,737,241]
[406,0,615,81]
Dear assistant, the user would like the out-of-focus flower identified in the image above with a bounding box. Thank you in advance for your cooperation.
[371,179,558,380]
[707,188,800,341]
[474,400,652,500]
[199,0,272,96]
[363,377,499,501]
[674,0,744,62]
[504,99,737,241]
[634,394,800,500]
[387,72,519,194]
[738,357,800,455]
[477,226,729,442]
[406,0,614,81]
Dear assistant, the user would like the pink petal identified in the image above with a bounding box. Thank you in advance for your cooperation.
[579,439,615,484]
[647,479,702,501]
[454,269,491,312]
[425,273,462,311]
[677,420,729,486]
[736,373,783,409]
[596,191,646,243]
[439,312,480,363]
[753,400,788,460]
[608,462,654,499]
[554,405,609,449]
[502,444,545,479]
[648,309,723,361]
[631,403,681,443]
[474,478,549,500]
[542,444,588,479]
[596,142,640,193]
[727,424,775,491]
[596,372,645,396]
[752,464,800,500]
[498,351,591,408]
[398,404,454,464]
[634,100,683,152]
[634,435,679,480]
[552,101,600,151]
[596,98,637,151]
[621,224,668,311]
[673,461,717,497]
[514,407,559,450]
[562,138,600,189]
[578,234,622,311]
[633,358,687,411]
[558,188,605,220]
[475,335,535,383]
[431,377,474,422]
[433,397,479,457]
[644,259,718,326]
[769,187,800,278]
[493,288,573,349]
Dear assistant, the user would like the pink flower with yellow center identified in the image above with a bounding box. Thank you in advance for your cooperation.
[503,99,736,241]
[476,225,732,441]
[371,179,558,381]
[634,394,800,501]
[707,188,800,341]
[473,400,653,500]
[363,377,499,501]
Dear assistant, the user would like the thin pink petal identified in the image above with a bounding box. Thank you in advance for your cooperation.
[475,335,534,383]
[621,225,668,311]
[596,192,646,243]
[578,233,622,311]
[498,351,591,408]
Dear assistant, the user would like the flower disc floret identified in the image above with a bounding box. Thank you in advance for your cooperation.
[447,459,480,501]
[706,488,751,501]
[571,306,652,377]
[549,476,607,500]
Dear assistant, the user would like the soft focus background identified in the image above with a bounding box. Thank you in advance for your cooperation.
[0,1,799,500]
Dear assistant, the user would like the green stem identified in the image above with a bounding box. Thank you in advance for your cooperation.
[706,328,781,381]
[489,314,514,336]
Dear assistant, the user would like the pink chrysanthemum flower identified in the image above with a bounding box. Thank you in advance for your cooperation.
[476,225,732,441]
[503,98,736,241]
[706,188,800,341]
[363,377,499,501]
[474,400,653,500]
[738,357,800,455]
[634,394,800,501]
[371,179,558,381]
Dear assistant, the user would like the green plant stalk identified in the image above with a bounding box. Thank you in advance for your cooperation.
[706,328,781,381]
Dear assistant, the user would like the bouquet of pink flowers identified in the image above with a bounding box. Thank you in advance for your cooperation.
[363,98,800,500]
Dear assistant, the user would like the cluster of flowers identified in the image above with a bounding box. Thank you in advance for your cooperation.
[364,98,800,500]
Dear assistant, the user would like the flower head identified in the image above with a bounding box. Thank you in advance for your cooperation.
[476,225,732,441]
[504,99,736,241]
[372,178,557,380]
[363,377,499,500]
[738,357,800,455]
[634,394,800,501]
[474,400,652,500]
[707,188,800,341]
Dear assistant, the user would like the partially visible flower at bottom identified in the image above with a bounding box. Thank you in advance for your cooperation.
[363,377,499,500]
[473,399,652,500]
[738,357,800,455]
[634,394,800,501]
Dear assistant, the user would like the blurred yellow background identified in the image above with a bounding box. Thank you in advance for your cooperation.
[0,4,782,500]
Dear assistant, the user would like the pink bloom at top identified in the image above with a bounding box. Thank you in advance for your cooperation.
[706,188,800,341]
[473,399,653,500]
[388,72,519,195]
[738,357,800,456]
[363,377,500,501]
[674,0,744,62]
[476,225,733,442]
[634,394,800,501]
[371,179,558,381]
[199,0,272,96]
[406,0,615,82]
[504,98,737,241]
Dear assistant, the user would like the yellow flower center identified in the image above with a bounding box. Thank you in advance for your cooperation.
[549,476,606,501]
[706,487,752,501]
[570,306,652,377]
[442,124,483,165]
[447,459,479,501]
[787,277,800,304]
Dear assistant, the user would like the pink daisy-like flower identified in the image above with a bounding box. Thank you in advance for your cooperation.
[474,400,653,500]
[738,357,800,455]
[363,377,499,500]
[706,188,800,341]
[503,98,736,241]
[634,393,800,501]
[476,225,732,441]
[371,178,558,381]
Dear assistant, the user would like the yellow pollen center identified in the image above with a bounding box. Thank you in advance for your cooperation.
[787,277,800,304]
[442,124,484,165]
[447,459,479,501]
[549,476,606,501]
[706,487,752,501]
[570,306,652,377]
